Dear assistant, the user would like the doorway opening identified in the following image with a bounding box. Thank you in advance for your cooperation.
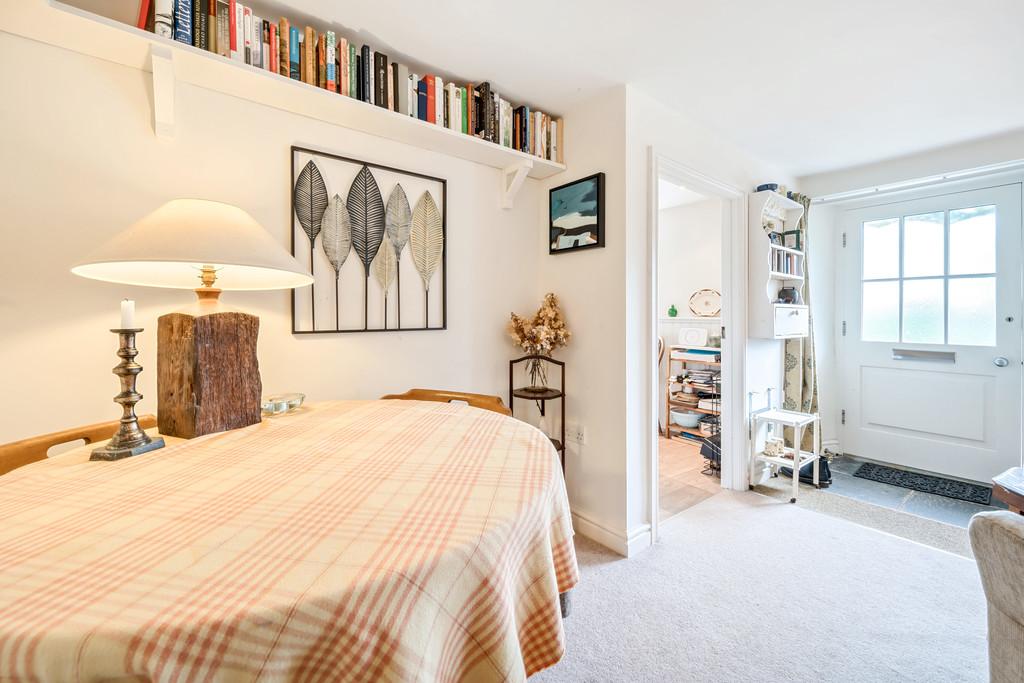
[655,177,725,522]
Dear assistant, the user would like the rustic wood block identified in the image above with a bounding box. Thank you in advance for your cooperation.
[157,311,262,439]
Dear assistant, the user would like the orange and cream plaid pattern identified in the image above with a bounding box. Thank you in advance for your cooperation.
[0,400,578,682]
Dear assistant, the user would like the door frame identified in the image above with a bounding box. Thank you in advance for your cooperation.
[647,149,748,543]
[834,171,1024,477]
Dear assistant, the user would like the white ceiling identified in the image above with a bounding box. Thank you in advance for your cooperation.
[158,0,1024,176]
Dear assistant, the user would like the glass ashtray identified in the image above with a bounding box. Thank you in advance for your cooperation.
[261,392,305,416]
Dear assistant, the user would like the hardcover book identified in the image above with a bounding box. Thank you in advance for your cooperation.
[433,76,444,126]
[154,0,172,38]
[325,32,336,92]
[395,63,409,115]
[242,6,251,64]
[215,0,229,56]
[268,21,276,72]
[317,34,326,89]
[265,21,274,71]
[388,64,395,111]
[304,27,315,85]
[360,46,372,103]
[232,0,243,61]
[373,52,388,108]
[410,73,419,118]
[349,44,357,98]
[338,38,348,95]
[289,26,300,79]
[416,78,428,121]
[278,18,289,76]
[461,87,468,134]
[173,0,192,44]
[261,20,270,70]
[191,0,203,49]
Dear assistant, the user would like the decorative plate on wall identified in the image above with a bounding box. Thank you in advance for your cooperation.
[688,289,721,317]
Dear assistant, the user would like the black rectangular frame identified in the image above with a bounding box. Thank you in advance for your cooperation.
[290,144,448,334]
[548,171,605,255]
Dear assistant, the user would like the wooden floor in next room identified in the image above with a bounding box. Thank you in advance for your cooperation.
[659,436,720,521]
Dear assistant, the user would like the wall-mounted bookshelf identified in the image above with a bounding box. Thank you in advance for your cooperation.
[2,1,566,190]
[748,191,808,339]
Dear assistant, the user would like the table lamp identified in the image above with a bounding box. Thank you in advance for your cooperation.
[73,199,313,439]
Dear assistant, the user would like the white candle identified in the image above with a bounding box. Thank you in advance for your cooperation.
[120,299,135,329]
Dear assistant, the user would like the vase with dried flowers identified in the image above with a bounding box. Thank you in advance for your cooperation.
[508,293,571,392]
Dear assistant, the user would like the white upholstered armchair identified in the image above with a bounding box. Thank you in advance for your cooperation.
[969,511,1024,683]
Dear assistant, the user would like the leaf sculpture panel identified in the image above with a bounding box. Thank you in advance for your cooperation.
[347,165,386,277]
[385,184,412,258]
[321,194,352,278]
[373,234,398,294]
[410,191,444,291]
[290,147,446,333]
[294,160,329,246]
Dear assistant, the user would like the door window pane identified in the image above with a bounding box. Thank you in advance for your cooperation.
[902,279,944,344]
[948,277,996,346]
[949,205,995,275]
[863,218,899,279]
[903,212,944,277]
[863,281,900,342]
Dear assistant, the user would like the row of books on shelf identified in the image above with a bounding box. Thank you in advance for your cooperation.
[771,250,802,276]
[140,0,564,162]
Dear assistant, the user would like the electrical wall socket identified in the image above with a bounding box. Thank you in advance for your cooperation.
[567,422,587,445]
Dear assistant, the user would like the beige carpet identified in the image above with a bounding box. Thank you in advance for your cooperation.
[535,491,987,682]
[755,476,973,558]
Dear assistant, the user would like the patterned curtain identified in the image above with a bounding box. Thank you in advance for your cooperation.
[783,193,818,450]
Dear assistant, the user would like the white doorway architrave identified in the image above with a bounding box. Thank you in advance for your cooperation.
[647,149,748,543]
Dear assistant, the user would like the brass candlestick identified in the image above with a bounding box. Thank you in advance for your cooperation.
[90,328,165,461]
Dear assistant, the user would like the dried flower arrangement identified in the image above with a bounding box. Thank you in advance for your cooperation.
[508,293,571,389]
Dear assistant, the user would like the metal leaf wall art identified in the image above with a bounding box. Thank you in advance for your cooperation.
[320,194,352,330]
[385,184,412,327]
[373,235,398,329]
[410,191,444,325]
[347,165,386,329]
[293,160,329,320]
[291,147,445,334]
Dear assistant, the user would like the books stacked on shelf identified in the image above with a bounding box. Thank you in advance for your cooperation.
[136,1,565,163]
[771,248,801,276]
[685,369,719,394]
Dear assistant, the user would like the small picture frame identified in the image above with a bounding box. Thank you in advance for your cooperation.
[549,172,605,254]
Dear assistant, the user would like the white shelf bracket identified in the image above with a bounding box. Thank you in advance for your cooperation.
[500,161,533,209]
[149,44,175,139]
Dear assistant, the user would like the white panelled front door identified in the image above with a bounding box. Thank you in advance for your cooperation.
[840,183,1023,482]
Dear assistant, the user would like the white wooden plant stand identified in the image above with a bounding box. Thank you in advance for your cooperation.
[749,395,820,503]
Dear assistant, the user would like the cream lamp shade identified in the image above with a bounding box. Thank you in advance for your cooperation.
[71,199,313,291]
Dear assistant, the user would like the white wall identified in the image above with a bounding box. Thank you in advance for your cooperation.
[798,128,1024,199]
[0,32,541,442]
[656,199,722,317]
[536,87,629,550]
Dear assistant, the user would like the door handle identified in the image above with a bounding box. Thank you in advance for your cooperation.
[993,356,1010,368]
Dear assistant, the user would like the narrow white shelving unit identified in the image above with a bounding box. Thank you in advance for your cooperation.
[1,1,566,196]
[748,191,809,339]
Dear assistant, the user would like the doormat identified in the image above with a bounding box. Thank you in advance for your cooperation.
[853,462,992,505]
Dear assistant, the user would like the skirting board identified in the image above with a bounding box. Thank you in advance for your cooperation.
[572,511,652,558]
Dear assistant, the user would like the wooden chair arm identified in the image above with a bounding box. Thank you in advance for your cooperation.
[381,389,512,416]
[0,415,158,476]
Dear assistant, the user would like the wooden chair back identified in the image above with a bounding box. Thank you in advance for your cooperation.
[381,389,512,416]
[0,415,158,476]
